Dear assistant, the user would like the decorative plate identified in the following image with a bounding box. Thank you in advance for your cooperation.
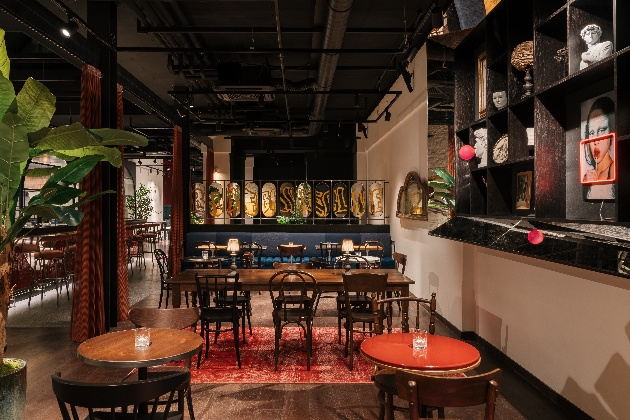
[493,135,509,164]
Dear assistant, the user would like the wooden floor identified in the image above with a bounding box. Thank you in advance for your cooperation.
[6,256,574,419]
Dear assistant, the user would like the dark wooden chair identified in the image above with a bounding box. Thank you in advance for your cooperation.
[269,270,318,370]
[342,272,388,370]
[272,262,313,270]
[127,307,201,420]
[30,234,72,306]
[51,370,189,420]
[240,242,264,268]
[392,252,407,274]
[319,241,341,262]
[358,240,384,268]
[396,368,501,420]
[370,293,438,420]
[155,248,188,308]
[195,273,243,369]
[191,241,220,268]
[277,244,305,263]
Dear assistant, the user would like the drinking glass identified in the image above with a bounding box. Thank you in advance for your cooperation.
[412,329,427,349]
[135,327,150,348]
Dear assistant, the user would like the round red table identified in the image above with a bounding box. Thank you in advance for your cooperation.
[360,333,481,375]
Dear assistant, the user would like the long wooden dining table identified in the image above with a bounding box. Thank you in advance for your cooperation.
[167,267,415,315]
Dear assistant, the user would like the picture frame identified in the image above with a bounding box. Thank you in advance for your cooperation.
[579,133,616,185]
[516,170,532,210]
[477,51,487,119]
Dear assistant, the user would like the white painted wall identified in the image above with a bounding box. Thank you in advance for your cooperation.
[366,45,630,419]
[135,165,163,222]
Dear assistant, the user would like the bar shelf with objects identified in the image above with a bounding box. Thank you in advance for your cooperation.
[435,0,630,280]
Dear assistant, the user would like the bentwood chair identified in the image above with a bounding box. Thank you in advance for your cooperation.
[30,234,72,306]
[241,242,264,268]
[370,293,438,420]
[342,272,388,370]
[396,368,502,420]
[277,244,305,263]
[52,370,189,420]
[269,270,318,370]
[392,252,407,274]
[127,307,201,420]
[155,248,189,308]
[358,240,384,268]
[195,273,243,368]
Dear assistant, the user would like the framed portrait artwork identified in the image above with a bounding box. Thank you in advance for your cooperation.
[580,93,616,200]
[477,51,487,119]
[516,171,532,210]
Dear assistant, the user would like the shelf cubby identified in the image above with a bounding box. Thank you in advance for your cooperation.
[568,0,614,75]
[534,8,568,92]
[487,113,508,166]
[509,97,535,160]
[534,0,567,27]
[470,171,488,216]
[486,2,508,63]
[487,166,512,216]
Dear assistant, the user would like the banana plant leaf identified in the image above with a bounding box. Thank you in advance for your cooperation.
[54,145,122,167]
[45,154,104,186]
[53,205,84,226]
[15,78,56,133]
[35,122,101,150]
[428,180,453,190]
[0,113,29,218]
[432,168,455,185]
[89,128,149,146]
[25,167,59,177]
[0,29,9,79]
[29,184,85,206]
[0,73,15,117]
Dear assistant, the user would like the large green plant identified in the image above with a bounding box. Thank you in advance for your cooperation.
[428,168,455,212]
[0,28,148,364]
[125,184,154,220]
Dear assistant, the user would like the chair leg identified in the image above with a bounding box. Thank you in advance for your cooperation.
[306,321,312,371]
[205,326,210,358]
[165,288,170,309]
[158,288,164,308]
[234,322,241,369]
[274,318,280,371]
[214,323,221,344]
[349,327,354,371]
[241,304,247,344]
[386,392,395,420]
[186,385,196,420]
[377,389,386,420]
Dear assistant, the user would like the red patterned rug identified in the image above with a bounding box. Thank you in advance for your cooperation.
[173,327,376,384]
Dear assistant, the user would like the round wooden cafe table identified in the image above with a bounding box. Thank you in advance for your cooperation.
[360,333,480,375]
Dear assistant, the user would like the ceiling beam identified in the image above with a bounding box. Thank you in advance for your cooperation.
[118,46,404,54]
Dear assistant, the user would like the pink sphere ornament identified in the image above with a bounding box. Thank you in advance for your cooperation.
[528,229,544,245]
[459,145,476,160]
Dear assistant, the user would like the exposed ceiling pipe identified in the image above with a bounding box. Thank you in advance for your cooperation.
[273,0,291,123]
[309,0,354,136]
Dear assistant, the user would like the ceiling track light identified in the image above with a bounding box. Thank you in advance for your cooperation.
[354,93,361,108]
[258,95,265,108]
[385,110,392,122]
[216,120,222,132]
[358,122,368,139]
[61,19,79,38]
[397,62,414,93]
[188,95,194,108]
[138,159,142,165]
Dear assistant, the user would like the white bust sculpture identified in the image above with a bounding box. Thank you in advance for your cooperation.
[492,91,507,110]
[473,128,488,167]
[580,24,613,70]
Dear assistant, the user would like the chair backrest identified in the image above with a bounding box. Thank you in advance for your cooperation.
[396,368,501,420]
[342,272,388,295]
[154,248,169,280]
[277,244,305,262]
[334,254,373,269]
[319,242,341,259]
[273,262,313,270]
[372,293,437,334]
[52,370,189,420]
[128,307,200,330]
[269,270,318,318]
[392,252,407,275]
[359,241,384,258]
[241,242,263,268]
[308,257,333,269]
[195,273,240,310]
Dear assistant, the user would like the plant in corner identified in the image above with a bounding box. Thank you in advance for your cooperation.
[0,29,148,420]
[428,168,455,220]
[125,183,154,220]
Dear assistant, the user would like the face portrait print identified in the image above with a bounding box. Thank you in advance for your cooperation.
[580,94,615,199]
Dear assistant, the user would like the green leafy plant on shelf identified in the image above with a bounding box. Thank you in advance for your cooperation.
[125,183,154,220]
[428,168,455,218]
[0,28,148,386]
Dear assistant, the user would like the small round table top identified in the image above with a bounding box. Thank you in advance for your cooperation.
[77,328,202,369]
[360,333,480,374]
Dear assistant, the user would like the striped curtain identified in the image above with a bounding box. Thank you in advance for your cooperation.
[71,64,106,342]
[116,84,130,321]
[169,126,184,277]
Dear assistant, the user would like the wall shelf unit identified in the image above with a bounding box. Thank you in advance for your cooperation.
[455,0,630,223]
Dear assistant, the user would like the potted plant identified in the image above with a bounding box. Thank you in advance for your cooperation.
[0,29,148,419]
[125,183,154,220]
[428,168,455,220]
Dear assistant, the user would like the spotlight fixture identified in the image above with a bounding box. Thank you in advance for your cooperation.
[432,7,443,29]
[398,62,414,93]
[150,168,152,174]
[258,95,265,108]
[354,93,361,108]
[385,110,392,122]
[188,95,194,108]
[216,121,222,132]
[153,159,157,164]
[60,19,79,38]
[138,159,142,165]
